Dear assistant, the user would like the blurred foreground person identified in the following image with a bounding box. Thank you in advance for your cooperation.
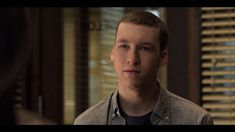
[0,8,55,125]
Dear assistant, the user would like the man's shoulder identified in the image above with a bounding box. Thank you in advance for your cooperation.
[73,91,115,125]
[165,90,208,114]
[163,90,213,124]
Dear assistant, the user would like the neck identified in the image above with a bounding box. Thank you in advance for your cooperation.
[118,81,160,116]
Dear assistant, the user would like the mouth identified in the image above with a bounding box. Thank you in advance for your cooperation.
[123,69,140,73]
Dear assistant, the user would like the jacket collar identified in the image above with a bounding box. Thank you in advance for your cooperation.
[111,91,122,118]
[109,91,126,124]
[110,81,170,125]
[151,88,170,125]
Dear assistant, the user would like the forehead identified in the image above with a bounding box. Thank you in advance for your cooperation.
[116,22,160,44]
[117,22,159,32]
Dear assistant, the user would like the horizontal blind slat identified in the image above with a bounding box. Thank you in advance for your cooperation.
[201,7,235,125]
[202,78,235,84]
[202,29,235,35]
[202,54,235,60]
[202,12,235,19]
[202,87,235,92]
[202,70,235,76]
[202,62,235,68]
[202,37,235,43]
[202,46,235,51]
[202,7,235,11]
[202,21,235,27]
[210,112,235,117]
[202,95,235,101]
[213,120,235,125]
[203,103,235,109]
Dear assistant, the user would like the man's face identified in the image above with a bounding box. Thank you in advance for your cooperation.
[110,22,167,88]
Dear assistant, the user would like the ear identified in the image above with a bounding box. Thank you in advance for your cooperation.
[159,49,168,67]
[110,48,114,62]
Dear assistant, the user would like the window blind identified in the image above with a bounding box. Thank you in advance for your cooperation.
[201,7,235,125]
[100,8,124,98]
[88,8,124,106]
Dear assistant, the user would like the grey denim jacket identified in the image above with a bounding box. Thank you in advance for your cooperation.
[74,88,213,125]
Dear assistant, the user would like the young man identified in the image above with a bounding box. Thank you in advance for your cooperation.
[74,11,213,125]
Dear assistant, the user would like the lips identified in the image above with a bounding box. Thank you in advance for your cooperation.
[123,69,140,73]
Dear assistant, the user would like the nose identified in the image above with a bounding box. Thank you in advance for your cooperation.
[127,49,140,65]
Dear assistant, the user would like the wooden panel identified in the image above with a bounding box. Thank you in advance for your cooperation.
[0,8,32,124]
[40,8,63,123]
[74,8,89,115]
[167,8,201,104]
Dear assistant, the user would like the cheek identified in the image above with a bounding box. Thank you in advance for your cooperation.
[113,55,125,71]
[141,56,159,69]
[114,52,125,62]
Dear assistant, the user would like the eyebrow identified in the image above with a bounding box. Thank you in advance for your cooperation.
[138,43,155,48]
[116,38,155,47]
[140,43,152,45]
[116,38,129,43]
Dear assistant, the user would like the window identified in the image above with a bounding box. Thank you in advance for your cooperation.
[201,7,235,125]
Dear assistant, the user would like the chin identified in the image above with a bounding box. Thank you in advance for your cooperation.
[125,81,143,88]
